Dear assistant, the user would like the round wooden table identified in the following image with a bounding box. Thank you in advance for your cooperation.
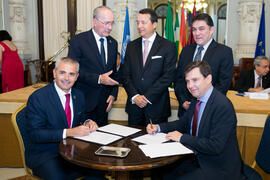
[59,128,184,180]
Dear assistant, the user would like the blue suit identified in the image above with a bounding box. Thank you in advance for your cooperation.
[25,83,96,180]
[68,29,118,126]
[160,89,244,180]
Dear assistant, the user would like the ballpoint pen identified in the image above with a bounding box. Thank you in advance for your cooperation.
[149,118,153,128]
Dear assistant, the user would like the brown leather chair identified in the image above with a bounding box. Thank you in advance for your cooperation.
[239,58,254,71]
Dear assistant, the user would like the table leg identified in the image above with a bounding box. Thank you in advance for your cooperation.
[115,171,130,180]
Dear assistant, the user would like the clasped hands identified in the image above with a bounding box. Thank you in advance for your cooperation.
[146,124,183,142]
[66,120,98,137]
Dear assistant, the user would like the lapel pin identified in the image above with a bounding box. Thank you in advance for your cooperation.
[109,40,112,43]
[73,95,76,100]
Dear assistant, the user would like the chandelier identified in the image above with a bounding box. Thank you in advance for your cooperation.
[181,0,208,12]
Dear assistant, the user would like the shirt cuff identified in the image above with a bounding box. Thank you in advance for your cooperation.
[131,94,139,104]
[98,75,101,84]
[63,129,67,139]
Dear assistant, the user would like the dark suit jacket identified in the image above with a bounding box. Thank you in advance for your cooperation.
[256,116,270,173]
[174,40,234,117]
[160,88,243,180]
[121,34,176,120]
[68,29,118,112]
[25,83,86,169]
[234,69,270,93]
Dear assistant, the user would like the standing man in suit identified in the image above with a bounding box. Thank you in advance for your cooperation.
[68,6,119,126]
[235,56,270,93]
[121,8,176,126]
[26,57,103,180]
[147,61,244,180]
[174,13,234,117]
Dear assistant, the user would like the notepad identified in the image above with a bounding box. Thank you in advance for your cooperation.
[139,142,193,158]
[98,123,141,137]
[73,131,122,145]
[132,133,168,144]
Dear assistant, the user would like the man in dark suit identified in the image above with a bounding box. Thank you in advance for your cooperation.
[174,13,233,117]
[147,61,244,180]
[121,8,176,125]
[68,6,119,126]
[26,57,103,180]
[235,56,270,93]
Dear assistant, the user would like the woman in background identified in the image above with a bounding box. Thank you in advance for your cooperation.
[0,30,24,92]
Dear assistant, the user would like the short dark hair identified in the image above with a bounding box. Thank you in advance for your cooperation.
[184,61,212,78]
[191,13,214,27]
[0,30,12,41]
[139,8,158,23]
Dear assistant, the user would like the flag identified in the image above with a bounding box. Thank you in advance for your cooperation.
[187,0,196,45]
[178,3,186,58]
[164,2,174,42]
[254,3,265,58]
[174,11,180,54]
[121,7,130,64]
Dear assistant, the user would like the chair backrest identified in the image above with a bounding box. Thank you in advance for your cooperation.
[11,103,35,176]
[256,115,270,174]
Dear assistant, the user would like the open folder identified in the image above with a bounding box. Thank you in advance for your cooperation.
[139,142,193,158]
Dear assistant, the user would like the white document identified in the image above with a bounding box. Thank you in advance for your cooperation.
[132,133,168,144]
[98,123,141,137]
[245,92,269,99]
[139,142,193,158]
[73,131,122,145]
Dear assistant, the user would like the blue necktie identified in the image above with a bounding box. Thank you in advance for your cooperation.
[99,38,106,67]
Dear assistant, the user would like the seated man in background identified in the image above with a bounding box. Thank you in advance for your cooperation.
[147,61,244,180]
[26,57,104,180]
[235,56,270,93]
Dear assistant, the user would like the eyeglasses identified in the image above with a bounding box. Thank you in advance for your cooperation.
[96,18,114,27]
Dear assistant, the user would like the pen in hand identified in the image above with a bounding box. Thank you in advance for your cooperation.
[149,118,153,129]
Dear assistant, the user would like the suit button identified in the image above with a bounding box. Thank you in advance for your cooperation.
[141,77,144,80]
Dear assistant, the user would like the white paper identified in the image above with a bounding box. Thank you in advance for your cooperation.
[98,123,141,137]
[262,87,270,93]
[73,131,122,145]
[132,133,168,144]
[139,142,193,158]
[245,92,269,99]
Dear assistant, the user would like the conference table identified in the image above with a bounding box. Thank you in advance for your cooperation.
[59,127,184,180]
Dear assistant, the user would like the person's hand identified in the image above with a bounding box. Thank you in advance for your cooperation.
[182,101,191,110]
[66,125,91,137]
[146,124,158,134]
[166,131,183,142]
[106,95,115,112]
[100,70,119,86]
[84,120,98,132]
[248,87,264,92]
[134,95,148,108]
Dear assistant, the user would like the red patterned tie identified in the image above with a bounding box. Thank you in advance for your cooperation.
[192,100,201,136]
[65,94,71,128]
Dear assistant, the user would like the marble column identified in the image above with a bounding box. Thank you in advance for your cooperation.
[9,0,29,56]
[235,0,263,60]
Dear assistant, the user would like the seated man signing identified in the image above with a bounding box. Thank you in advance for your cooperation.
[147,61,244,180]
[25,57,104,180]
[235,56,270,93]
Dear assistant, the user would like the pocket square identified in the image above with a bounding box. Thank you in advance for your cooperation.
[152,55,162,59]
